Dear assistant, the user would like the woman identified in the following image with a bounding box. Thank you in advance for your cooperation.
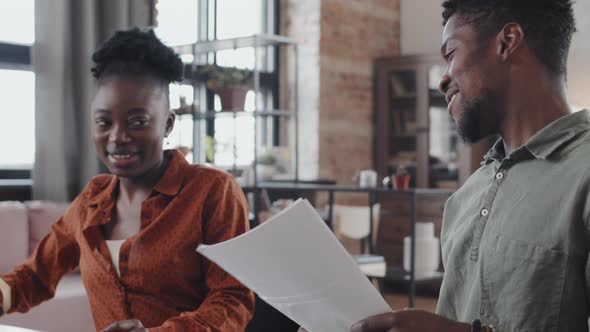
[0,28,254,331]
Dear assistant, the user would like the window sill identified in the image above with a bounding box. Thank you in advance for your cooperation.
[0,179,33,187]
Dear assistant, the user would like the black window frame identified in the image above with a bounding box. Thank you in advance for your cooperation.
[0,42,33,179]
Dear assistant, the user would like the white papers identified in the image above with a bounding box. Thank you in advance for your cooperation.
[197,199,392,332]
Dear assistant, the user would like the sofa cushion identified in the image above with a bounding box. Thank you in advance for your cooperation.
[25,201,69,255]
[0,201,29,274]
[0,274,93,332]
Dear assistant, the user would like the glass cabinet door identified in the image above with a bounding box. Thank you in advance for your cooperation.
[427,64,459,189]
[388,70,419,187]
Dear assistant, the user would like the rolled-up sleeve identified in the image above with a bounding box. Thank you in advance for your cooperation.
[1,202,80,314]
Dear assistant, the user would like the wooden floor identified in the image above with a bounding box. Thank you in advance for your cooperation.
[339,241,440,313]
[382,292,438,312]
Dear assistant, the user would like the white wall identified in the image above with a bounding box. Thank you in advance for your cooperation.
[400,0,590,108]
[400,0,442,55]
[567,0,590,108]
[282,0,321,180]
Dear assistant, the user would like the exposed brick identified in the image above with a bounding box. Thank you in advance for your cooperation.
[319,0,400,185]
[283,0,401,185]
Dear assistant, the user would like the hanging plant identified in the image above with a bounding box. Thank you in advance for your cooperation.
[197,64,252,90]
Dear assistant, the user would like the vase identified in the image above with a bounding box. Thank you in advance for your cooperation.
[393,174,411,190]
[215,85,249,111]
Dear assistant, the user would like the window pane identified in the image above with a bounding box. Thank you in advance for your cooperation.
[166,84,194,162]
[0,0,34,44]
[0,70,35,168]
[214,91,256,166]
[168,84,194,109]
[216,0,263,39]
[155,0,198,46]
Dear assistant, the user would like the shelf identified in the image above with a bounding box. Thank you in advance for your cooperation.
[385,267,444,282]
[170,32,301,183]
[173,34,297,55]
[391,94,417,99]
[172,109,294,119]
[195,110,294,119]
[388,162,417,168]
[391,128,428,137]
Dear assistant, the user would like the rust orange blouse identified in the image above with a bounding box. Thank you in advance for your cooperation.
[1,150,255,331]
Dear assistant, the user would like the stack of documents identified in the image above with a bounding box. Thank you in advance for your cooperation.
[197,199,392,332]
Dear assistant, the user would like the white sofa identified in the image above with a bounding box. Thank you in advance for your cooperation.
[0,201,94,332]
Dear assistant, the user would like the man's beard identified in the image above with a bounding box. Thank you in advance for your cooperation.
[456,89,504,144]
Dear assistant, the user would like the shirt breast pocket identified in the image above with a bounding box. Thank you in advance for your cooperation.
[483,234,567,332]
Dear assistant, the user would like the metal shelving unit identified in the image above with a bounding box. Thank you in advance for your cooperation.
[172,34,299,185]
[241,183,453,308]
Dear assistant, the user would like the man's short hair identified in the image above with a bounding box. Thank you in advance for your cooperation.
[442,0,576,76]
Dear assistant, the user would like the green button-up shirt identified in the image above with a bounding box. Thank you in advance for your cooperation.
[437,110,590,331]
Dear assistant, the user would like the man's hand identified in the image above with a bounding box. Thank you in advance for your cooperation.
[350,309,470,332]
[101,319,148,332]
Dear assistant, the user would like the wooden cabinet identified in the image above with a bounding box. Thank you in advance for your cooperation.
[374,55,491,189]
[373,56,494,288]
[375,191,450,268]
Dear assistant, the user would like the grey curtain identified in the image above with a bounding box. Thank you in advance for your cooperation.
[33,0,151,201]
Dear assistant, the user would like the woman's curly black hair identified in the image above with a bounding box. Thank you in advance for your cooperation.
[442,0,576,76]
[91,27,183,84]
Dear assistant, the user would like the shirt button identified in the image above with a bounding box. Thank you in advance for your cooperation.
[481,208,489,217]
[496,172,504,180]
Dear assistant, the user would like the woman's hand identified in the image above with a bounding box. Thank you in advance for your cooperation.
[350,309,470,332]
[101,319,148,332]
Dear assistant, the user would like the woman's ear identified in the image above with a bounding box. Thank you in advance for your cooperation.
[165,110,175,137]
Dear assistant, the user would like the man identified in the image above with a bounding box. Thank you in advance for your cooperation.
[352,0,590,331]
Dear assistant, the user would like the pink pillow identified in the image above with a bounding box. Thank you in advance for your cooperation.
[0,201,29,274]
[25,201,69,256]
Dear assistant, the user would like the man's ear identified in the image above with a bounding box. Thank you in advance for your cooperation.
[496,23,525,62]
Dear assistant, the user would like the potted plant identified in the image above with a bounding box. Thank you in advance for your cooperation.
[198,64,252,111]
[256,151,278,180]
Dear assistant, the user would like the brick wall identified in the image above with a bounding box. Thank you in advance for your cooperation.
[319,0,401,184]
[283,0,401,185]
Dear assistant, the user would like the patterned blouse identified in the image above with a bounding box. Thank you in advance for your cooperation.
[1,150,255,331]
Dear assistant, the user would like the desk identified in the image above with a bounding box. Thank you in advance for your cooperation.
[243,183,453,307]
[0,325,42,332]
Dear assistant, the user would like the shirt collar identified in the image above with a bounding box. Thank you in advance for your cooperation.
[152,149,187,196]
[86,149,187,206]
[525,109,590,159]
[483,138,505,164]
[86,176,118,207]
[483,109,590,163]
